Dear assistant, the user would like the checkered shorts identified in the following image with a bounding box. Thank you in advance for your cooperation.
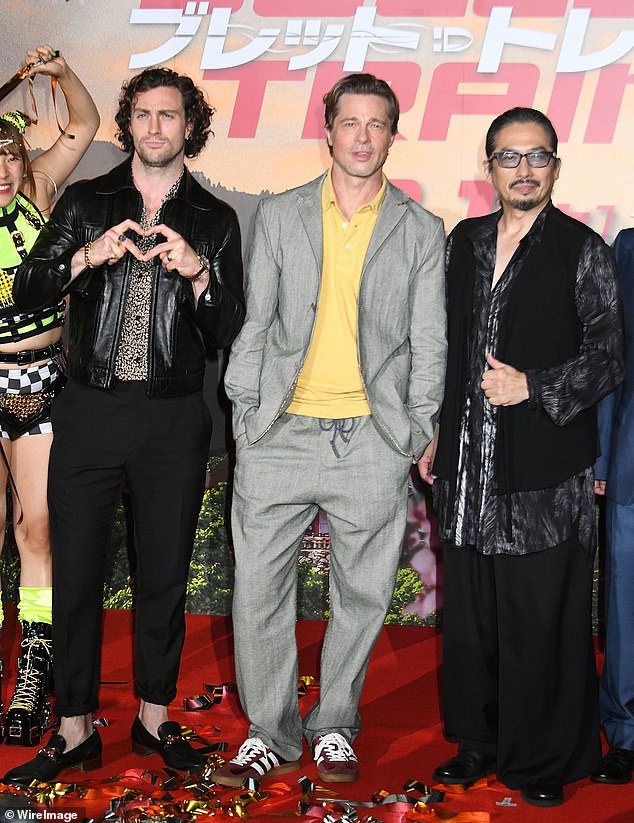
[0,360,61,439]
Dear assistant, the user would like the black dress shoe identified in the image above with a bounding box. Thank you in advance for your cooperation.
[591,747,634,784]
[520,781,564,807]
[131,716,207,772]
[2,731,102,784]
[432,750,496,785]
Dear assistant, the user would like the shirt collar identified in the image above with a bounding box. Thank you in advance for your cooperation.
[322,168,387,215]
[467,200,554,246]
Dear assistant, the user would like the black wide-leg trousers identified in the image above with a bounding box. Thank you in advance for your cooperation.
[441,538,601,788]
[48,380,211,716]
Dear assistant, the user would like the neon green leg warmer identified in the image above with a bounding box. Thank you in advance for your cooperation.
[17,586,52,625]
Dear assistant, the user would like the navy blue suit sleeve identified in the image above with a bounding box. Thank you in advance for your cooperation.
[595,230,634,492]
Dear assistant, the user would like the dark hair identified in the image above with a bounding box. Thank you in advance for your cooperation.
[115,67,214,159]
[323,73,399,136]
[0,112,35,194]
[485,107,558,158]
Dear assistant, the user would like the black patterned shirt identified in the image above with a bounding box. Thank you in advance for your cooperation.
[114,173,183,381]
[434,204,622,556]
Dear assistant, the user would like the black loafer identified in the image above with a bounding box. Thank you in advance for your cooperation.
[591,747,634,784]
[432,750,496,785]
[131,716,207,772]
[2,731,102,785]
[520,781,564,807]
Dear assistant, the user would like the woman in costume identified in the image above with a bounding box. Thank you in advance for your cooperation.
[0,45,99,745]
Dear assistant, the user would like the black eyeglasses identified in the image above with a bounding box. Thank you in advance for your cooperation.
[488,150,556,169]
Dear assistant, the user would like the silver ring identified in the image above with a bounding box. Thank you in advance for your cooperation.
[117,234,126,245]
[166,253,172,262]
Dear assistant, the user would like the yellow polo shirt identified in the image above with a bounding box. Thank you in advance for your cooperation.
[287,171,385,418]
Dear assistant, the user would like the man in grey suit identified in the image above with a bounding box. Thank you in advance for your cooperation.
[215,73,446,786]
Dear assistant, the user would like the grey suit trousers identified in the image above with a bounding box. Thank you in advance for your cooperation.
[230,413,411,760]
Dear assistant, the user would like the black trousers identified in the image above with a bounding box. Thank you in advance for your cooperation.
[442,538,601,788]
[48,380,211,716]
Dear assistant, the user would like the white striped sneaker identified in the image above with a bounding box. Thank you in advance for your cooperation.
[212,737,301,787]
[312,733,359,782]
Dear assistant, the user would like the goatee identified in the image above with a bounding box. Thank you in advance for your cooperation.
[510,197,541,212]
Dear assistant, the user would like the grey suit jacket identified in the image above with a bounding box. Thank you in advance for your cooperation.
[224,173,447,460]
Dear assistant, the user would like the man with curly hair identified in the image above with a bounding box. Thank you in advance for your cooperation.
[4,68,244,783]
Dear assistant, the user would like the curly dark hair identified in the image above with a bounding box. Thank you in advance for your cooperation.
[115,68,214,159]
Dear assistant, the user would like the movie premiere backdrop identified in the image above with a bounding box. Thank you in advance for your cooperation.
[2,0,630,623]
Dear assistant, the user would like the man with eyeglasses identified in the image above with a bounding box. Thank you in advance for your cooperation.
[420,107,623,807]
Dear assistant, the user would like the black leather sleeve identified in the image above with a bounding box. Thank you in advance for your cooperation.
[13,188,84,311]
[195,204,245,350]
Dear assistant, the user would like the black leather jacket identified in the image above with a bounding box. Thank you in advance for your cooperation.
[13,160,245,397]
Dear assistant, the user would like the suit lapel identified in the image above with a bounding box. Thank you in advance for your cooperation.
[363,183,408,272]
[296,175,325,273]
[293,176,408,279]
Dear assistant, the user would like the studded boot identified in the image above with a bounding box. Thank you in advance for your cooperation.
[3,622,53,746]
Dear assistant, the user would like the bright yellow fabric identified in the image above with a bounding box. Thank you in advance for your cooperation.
[287,172,385,418]
[17,586,52,625]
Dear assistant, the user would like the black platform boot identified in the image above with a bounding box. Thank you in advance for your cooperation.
[3,622,53,746]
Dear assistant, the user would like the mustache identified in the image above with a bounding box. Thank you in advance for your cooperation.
[510,177,539,188]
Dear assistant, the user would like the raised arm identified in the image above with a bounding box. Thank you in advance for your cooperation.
[149,206,245,351]
[25,45,99,212]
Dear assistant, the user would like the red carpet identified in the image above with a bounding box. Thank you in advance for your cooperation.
[1,608,633,822]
